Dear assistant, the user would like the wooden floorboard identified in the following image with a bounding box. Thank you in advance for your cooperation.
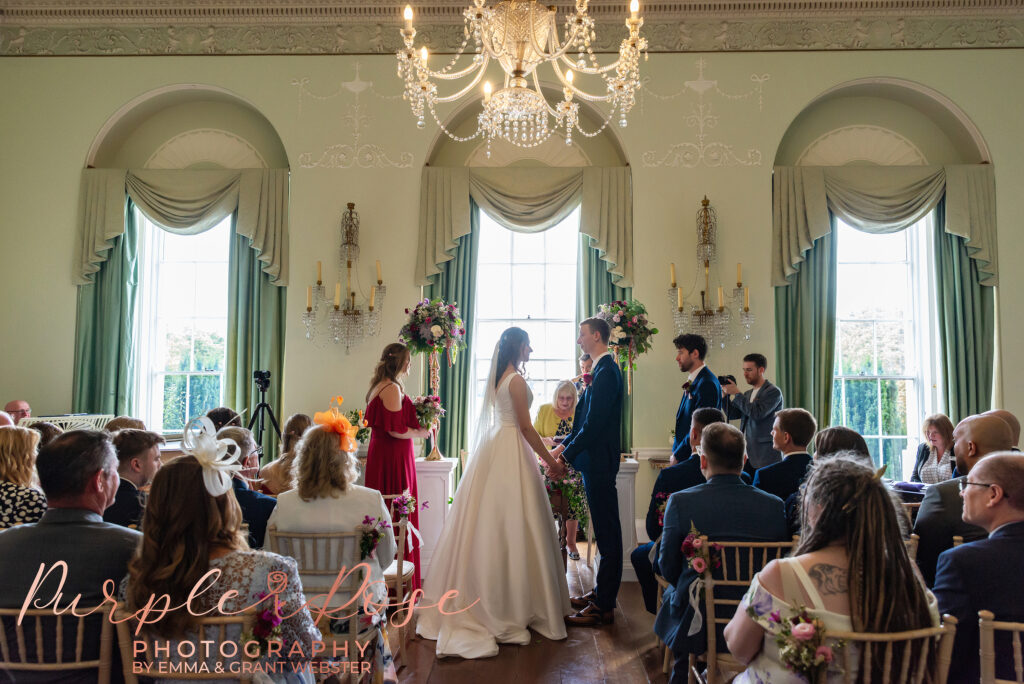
[394,542,669,684]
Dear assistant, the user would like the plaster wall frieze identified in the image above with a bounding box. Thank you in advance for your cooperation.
[2,16,1024,55]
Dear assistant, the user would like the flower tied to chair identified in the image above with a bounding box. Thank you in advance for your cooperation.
[182,416,243,497]
[314,396,359,453]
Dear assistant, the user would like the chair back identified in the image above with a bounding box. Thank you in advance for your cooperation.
[0,604,114,683]
[114,605,256,683]
[821,614,957,684]
[699,537,795,681]
[902,501,922,523]
[980,610,1024,684]
[905,533,920,562]
[266,526,367,612]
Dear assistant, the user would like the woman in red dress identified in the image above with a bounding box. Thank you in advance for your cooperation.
[364,342,433,591]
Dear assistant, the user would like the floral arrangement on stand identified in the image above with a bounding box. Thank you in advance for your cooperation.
[760,606,838,682]
[595,299,658,394]
[345,409,371,444]
[539,458,589,530]
[240,592,284,658]
[359,516,392,560]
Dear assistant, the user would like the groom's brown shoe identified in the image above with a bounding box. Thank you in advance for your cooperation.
[564,602,615,626]
[569,590,597,610]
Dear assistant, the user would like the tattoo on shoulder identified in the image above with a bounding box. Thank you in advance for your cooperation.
[806,564,849,595]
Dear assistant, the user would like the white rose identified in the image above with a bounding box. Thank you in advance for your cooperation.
[610,326,625,342]
[430,324,443,337]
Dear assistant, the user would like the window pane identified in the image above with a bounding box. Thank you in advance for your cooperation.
[188,375,222,419]
[863,437,880,466]
[844,379,879,435]
[882,438,908,480]
[877,322,909,375]
[527,322,552,359]
[477,218,510,264]
[512,230,545,264]
[478,264,513,318]
[511,265,544,318]
[192,327,226,372]
[194,264,229,318]
[518,318,545,352]
[831,380,842,427]
[162,375,187,432]
[545,215,580,264]
[839,322,873,375]
[163,327,193,372]
[836,223,906,263]
[474,321,509,360]
[157,263,196,318]
[545,321,576,361]
[544,264,576,319]
[836,264,909,319]
[548,359,576,383]
[880,379,909,436]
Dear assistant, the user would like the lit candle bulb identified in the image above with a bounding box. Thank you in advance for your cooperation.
[564,69,575,99]
[403,5,413,30]
[306,286,312,311]
[737,262,742,285]
[334,283,341,308]
[630,0,639,19]
[376,259,382,283]
[717,286,724,309]
[316,260,322,284]
[744,286,750,311]
[670,262,676,287]
[676,287,683,310]
[420,47,428,64]
[483,81,492,104]
[370,287,376,311]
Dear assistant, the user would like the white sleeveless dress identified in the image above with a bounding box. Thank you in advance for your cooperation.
[415,373,571,658]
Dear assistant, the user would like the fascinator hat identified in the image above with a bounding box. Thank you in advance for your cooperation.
[314,396,360,453]
[182,416,244,497]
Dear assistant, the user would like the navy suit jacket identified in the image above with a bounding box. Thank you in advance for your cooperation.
[232,477,277,548]
[933,521,1024,683]
[103,478,146,529]
[646,454,752,542]
[752,451,811,502]
[562,354,622,476]
[725,381,783,469]
[673,366,721,459]
[654,474,788,655]
[913,477,987,586]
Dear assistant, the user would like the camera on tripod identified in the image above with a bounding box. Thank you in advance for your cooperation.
[253,370,271,392]
[248,370,280,446]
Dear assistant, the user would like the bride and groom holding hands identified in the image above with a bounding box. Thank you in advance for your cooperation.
[415,317,624,658]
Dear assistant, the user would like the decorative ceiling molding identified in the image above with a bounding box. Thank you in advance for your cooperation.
[145,128,268,169]
[2,0,1023,54]
[796,125,928,165]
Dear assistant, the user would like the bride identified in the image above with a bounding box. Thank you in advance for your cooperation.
[415,326,572,658]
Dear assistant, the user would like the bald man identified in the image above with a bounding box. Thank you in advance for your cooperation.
[0,411,13,427]
[914,414,1014,585]
[984,409,1021,449]
[3,400,30,425]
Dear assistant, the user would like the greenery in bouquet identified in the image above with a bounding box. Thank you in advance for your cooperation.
[359,516,392,560]
[412,395,445,429]
[539,459,589,529]
[763,605,839,683]
[595,300,658,370]
[345,409,371,444]
[399,298,467,358]
[391,490,419,520]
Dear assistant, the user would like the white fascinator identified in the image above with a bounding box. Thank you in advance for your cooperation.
[182,416,243,497]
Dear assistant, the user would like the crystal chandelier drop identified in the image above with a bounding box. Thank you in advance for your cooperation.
[397,0,647,156]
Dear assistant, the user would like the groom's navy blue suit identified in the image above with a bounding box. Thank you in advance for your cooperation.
[562,353,623,613]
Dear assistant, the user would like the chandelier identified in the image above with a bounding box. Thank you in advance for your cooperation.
[397,0,647,156]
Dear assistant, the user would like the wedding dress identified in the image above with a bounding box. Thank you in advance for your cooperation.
[415,371,571,658]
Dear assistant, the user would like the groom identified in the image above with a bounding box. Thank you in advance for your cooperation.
[552,317,623,626]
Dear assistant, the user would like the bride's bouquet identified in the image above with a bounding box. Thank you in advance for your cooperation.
[412,395,445,428]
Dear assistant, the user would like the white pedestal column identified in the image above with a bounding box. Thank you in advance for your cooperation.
[415,456,457,578]
[617,458,639,582]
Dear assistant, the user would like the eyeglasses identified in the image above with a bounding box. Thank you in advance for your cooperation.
[959,479,995,492]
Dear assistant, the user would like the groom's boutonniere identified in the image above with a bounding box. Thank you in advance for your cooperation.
[681,380,692,396]
[582,372,593,386]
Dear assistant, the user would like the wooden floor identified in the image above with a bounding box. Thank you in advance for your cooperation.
[393,543,669,684]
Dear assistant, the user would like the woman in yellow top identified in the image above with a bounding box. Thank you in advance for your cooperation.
[534,380,586,560]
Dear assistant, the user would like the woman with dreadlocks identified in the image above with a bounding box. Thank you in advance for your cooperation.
[725,455,939,682]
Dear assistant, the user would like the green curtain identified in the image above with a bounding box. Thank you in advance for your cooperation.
[577,232,633,452]
[424,200,480,484]
[935,199,995,423]
[226,215,287,463]
[774,215,838,430]
[72,199,138,415]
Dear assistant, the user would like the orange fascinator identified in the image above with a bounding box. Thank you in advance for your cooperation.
[313,396,359,453]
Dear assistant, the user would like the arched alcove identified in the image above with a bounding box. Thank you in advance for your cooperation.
[87,84,288,169]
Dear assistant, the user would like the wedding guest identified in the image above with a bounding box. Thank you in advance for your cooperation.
[672,333,721,463]
[933,453,1024,682]
[726,456,939,683]
[104,415,146,432]
[206,406,242,431]
[364,342,432,591]
[722,353,784,476]
[268,421,396,609]
[0,431,141,683]
[911,414,955,484]
[575,353,594,392]
[914,413,1013,585]
[103,428,164,529]
[752,408,815,502]
[4,399,31,424]
[812,426,870,460]
[0,426,46,528]
[31,420,63,447]
[0,412,13,427]
[122,453,319,682]
[535,379,585,559]
[984,408,1021,449]
[218,425,276,548]
[655,423,787,680]
[259,412,312,495]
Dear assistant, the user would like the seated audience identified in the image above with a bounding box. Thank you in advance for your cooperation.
[268,423,396,609]
[914,413,1014,585]
[0,411,14,427]
[121,453,319,681]
[0,430,141,683]
[654,423,787,680]
[31,420,63,447]
[984,408,1021,450]
[753,408,816,502]
[103,428,164,529]
[632,407,726,615]
[933,452,1024,682]
[259,412,312,495]
[103,415,146,432]
[813,426,870,460]
[207,406,242,431]
[726,456,938,683]
[218,425,276,548]
[0,425,47,528]
[536,380,585,559]
[4,399,31,424]
[911,414,955,484]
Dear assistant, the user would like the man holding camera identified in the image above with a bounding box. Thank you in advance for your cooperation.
[722,353,784,475]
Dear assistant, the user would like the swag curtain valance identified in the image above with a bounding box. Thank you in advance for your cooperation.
[75,168,290,286]
[772,164,997,287]
[417,166,633,287]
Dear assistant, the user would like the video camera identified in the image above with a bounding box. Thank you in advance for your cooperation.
[253,370,271,392]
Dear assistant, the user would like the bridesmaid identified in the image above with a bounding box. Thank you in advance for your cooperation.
[364,342,433,591]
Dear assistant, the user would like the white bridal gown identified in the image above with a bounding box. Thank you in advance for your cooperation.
[415,373,571,658]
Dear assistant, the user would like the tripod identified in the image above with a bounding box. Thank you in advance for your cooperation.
[248,372,281,452]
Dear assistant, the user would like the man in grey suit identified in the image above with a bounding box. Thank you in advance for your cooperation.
[0,430,141,683]
[722,353,783,473]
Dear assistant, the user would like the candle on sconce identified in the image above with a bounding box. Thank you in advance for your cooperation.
[403,4,413,31]
[306,286,312,311]
[334,283,341,308]
[737,262,742,285]
[316,261,322,284]
[744,286,750,310]
[717,286,724,309]
[376,259,382,283]
[670,262,677,287]
[370,286,376,310]
[676,287,683,310]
